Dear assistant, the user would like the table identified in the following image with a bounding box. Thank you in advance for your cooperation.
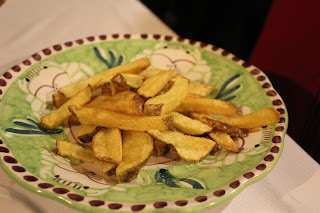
[0,0,319,212]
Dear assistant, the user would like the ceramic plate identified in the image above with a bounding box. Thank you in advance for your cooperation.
[0,34,288,212]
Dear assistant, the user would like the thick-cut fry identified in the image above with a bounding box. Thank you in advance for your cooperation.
[138,68,163,78]
[116,131,154,182]
[85,91,144,115]
[208,131,243,153]
[101,73,131,96]
[189,112,210,123]
[122,74,144,88]
[56,140,116,175]
[144,75,189,115]
[187,84,215,97]
[204,117,248,137]
[69,105,173,131]
[175,95,239,116]
[41,86,92,129]
[77,125,100,143]
[154,139,170,157]
[148,130,216,162]
[156,80,174,95]
[59,57,150,98]
[92,128,122,164]
[52,92,68,108]
[213,107,280,129]
[137,70,177,98]
[169,112,212,135]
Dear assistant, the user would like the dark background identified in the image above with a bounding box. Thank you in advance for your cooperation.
[141,0,272,61]
[141,0,320,163]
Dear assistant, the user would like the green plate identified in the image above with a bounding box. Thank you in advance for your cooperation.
[0,34,288,212]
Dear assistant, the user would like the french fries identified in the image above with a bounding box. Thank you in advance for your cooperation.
[138,68,163,78]
[144,75,189,115]
[169,111,212,135]
[116,131,154,182]
[56,140,116,175]
[41,57,281,183]
[187,84,215,97]
[137,70,177,98]
[148,130,216,162]
[41,86,92,129]
[212,107,280,129]
[77,125,100,143]
[208,131,243,153]
[92,128,122,164]
[69,105,173,131]
[85,91,144,115]
[175,95,239,116]
[59,57,150,98]
[52,92,68,108]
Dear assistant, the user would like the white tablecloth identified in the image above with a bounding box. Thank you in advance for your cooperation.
[0,0,319,212]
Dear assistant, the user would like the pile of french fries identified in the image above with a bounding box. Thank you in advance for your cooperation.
[41,57,280,183]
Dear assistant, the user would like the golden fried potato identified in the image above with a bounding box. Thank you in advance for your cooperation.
[175,95,239,116]
[154,139,170,157]
[56,140,116,175]
[144,75,189,115]
[41,86,92,129]
[92,128,122,164]
[187,84,215,97]
[69,105,173,131]
[148,130,216,162]
[116,131,154,182]
[204,117,248,137]
[52,92,68,108]
[213,107,280,129]
[138,68,163,78]
[59,57,150,98]
[169,112,212,135]
[208,131,243,152]
[85,91,144,115]
[101,73,131,95]
[77,125,100,143]
[122,74,144,88]
[137,70,177,98]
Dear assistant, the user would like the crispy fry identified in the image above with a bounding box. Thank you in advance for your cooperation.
[77,125,100,143]
[169,112,212,135]
[116,131,154,182]
[56,140,116,175]
[148,130,216,162]
[156,80,174,95]
[154,139,170,157]
[122,74,144,88]
[69,105,173,131]
[187,84,215,97]
[208,131,243,153]
[204,117,248,137]
[101,73,131,96]
[92,128,122,164]
[52,92,68,108]
[41,86,92,129]
[59,57,150,98]
[85,91,144,115]
[189,112,210,123]
[213,107,280,129]
[137,70,177,98]
[144,75,189,115]
[138,68,163,78]
[175,95,239,116]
